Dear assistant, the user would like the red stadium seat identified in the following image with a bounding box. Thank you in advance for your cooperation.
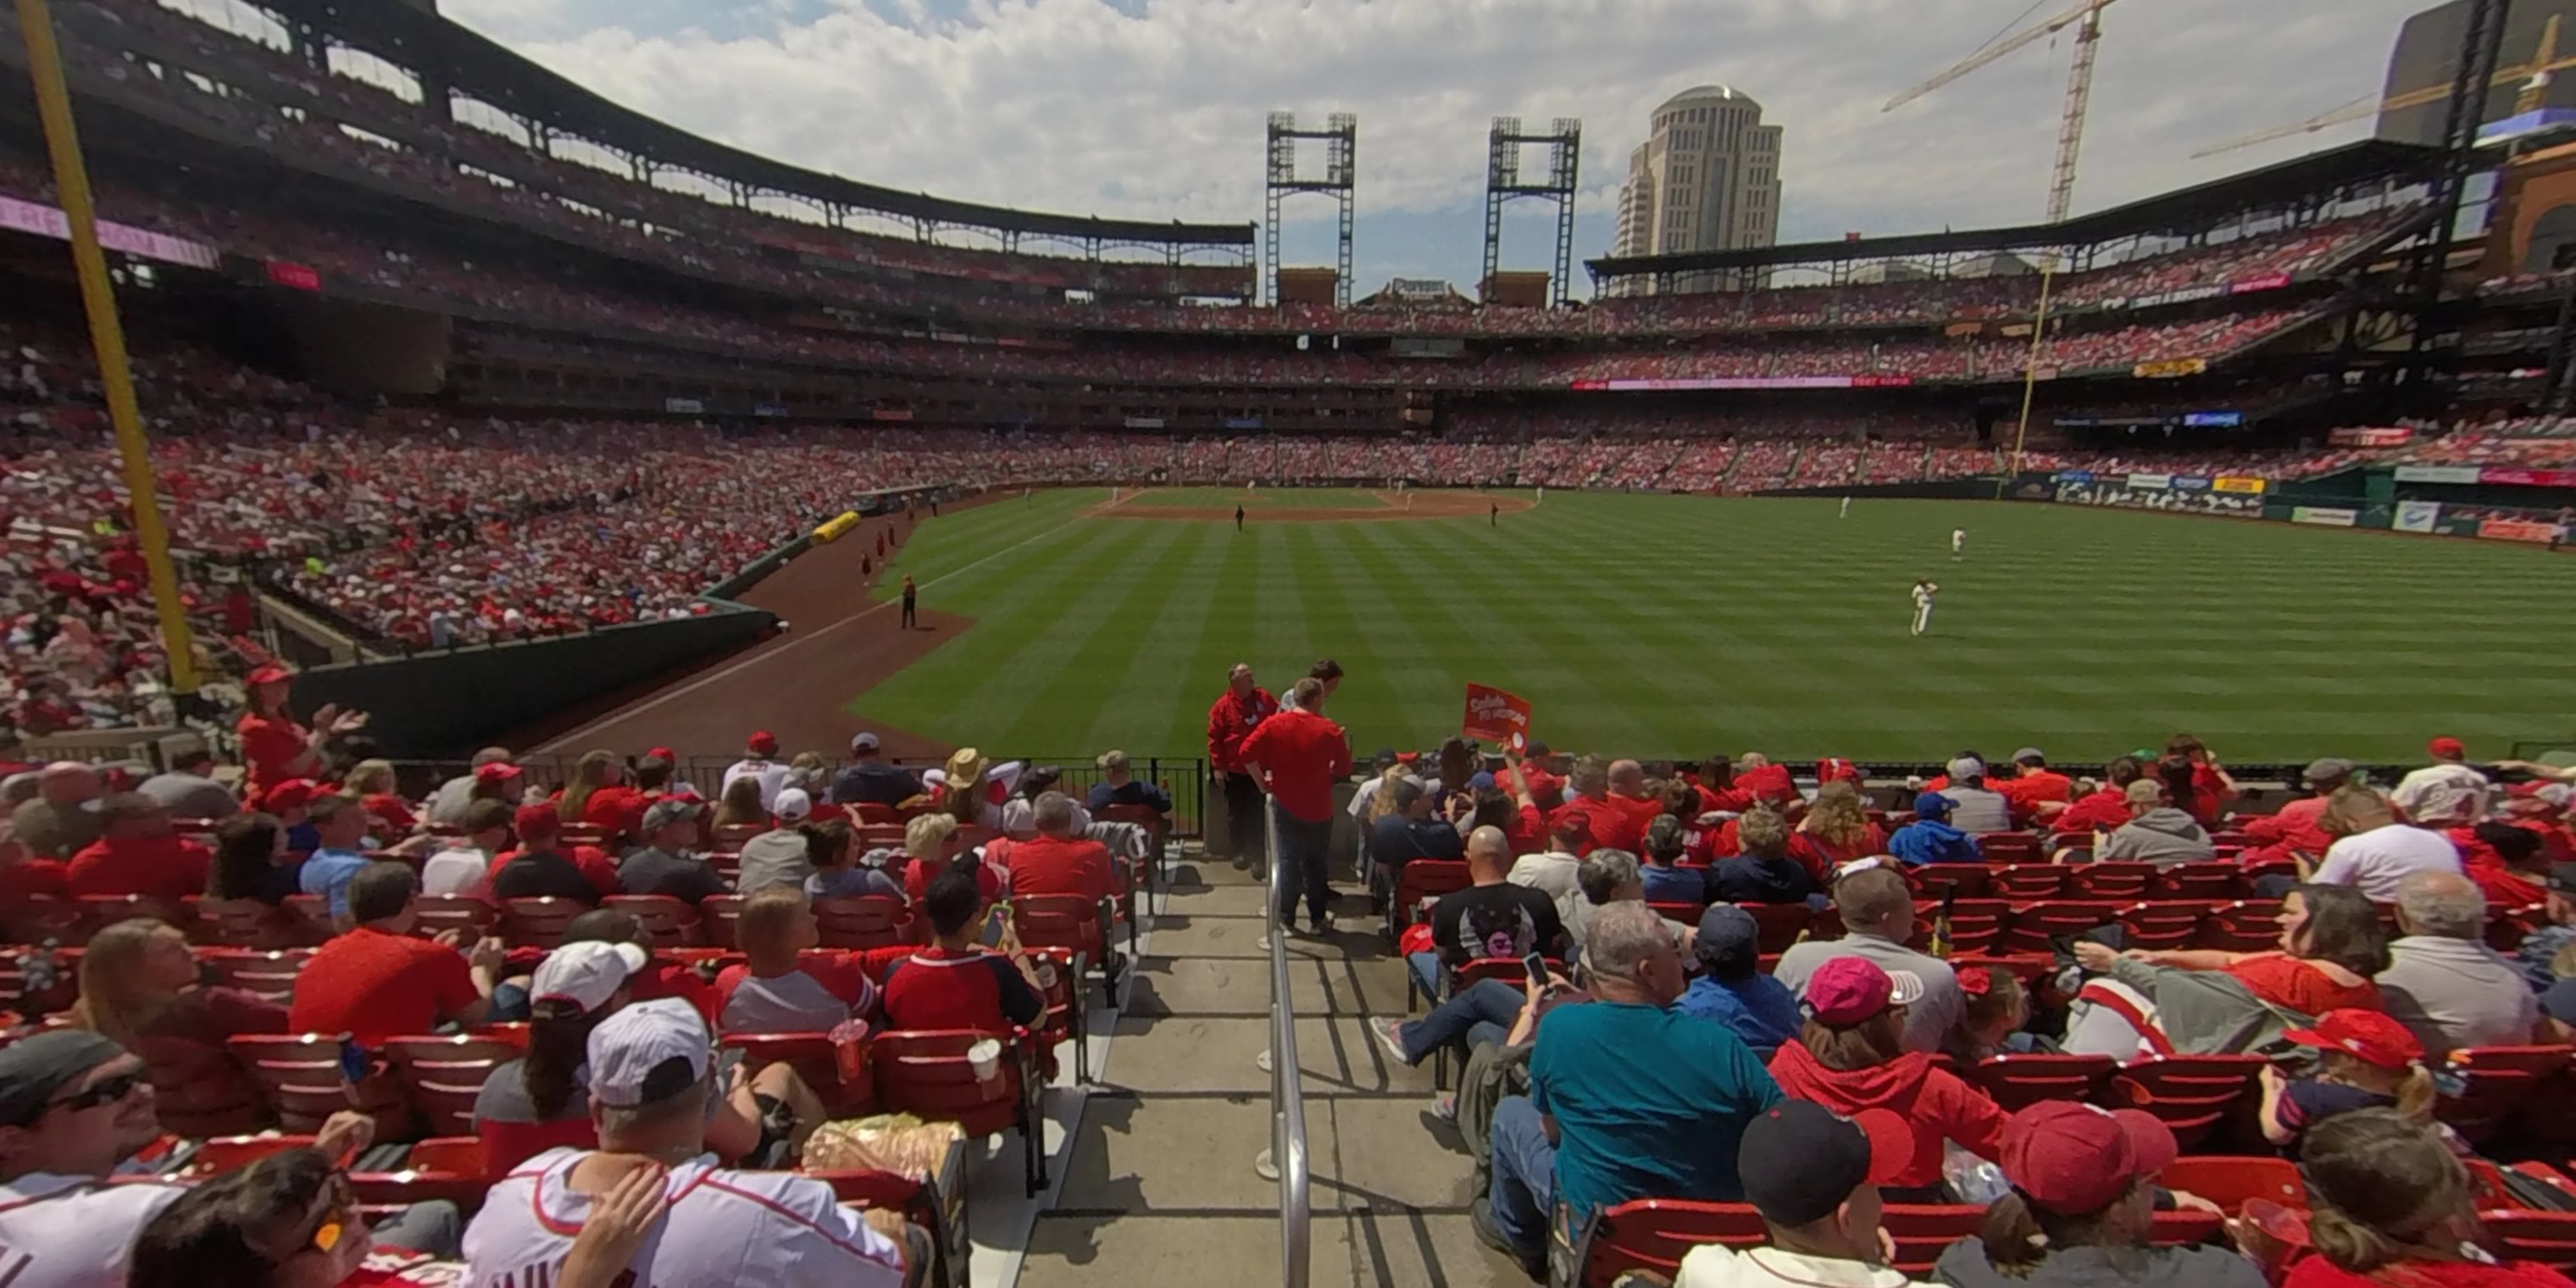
[723,1031,871,1118]
[186,897,308,950]
[2001,901,2124,955]
[1388,860,1473,941]
[1879,1205,1985,1276]
[380,1030,528,1135]
[1574,1199,1766,1288]
[2157,1156,2305,1213]
[2483,1211,2576,1266]
[1978,834,2043,864]
[1,895,86,947]
[412,895,498,944]
[1646,902,1702,928]
[815,897,920,951]
[227,1033,412,1140]
[2115,902,2208,952]
[2064,862,2157,901]
[2150,863,2243,899]
[498,898,585,949]
[1968,1053,2114,1110]
[353,1137,491,1214]
[869,1029,1045,1196]
[2438,1046,2576,1146]
[1913,865,1993,899]
[1932,899,2009,954]
[1011,895,1119,997]
[199,948,312,1002]
[76,894,196,935]
[1093,802,1167,889]
[2197,899,2285,952]
[1989,865,2066,900]
[713,824,769,849]
[602,895,702,947]
[1738,903,1813,953]
[699,895,745,949]
[2111,1053,2266,1151]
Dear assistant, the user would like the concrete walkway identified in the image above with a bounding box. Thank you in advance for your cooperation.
[1014,850,1528,1287]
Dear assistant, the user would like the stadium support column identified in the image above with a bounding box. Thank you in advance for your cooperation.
[1481,118,1583,308]
[2401,0,2512,397]
[1263,112,1358,308]
[13,0,198,693]
[2547,269,2576,416]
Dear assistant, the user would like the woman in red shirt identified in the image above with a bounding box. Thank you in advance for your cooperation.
[2158,735,2237,828]
[2072,884,2387,1054]
[1789,780,1887,880]
[69,917,286,1137]
[235,665,365,805]
[2288,1108,2574,1288]
[344,759,417,840]
[1764,956,2007,1199]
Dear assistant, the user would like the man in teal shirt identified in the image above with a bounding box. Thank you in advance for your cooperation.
[1484,902,1782,1272]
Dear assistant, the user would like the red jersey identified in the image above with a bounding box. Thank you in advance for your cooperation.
[235,713,308,801]
[288,926,479,1046]
[2228,953,2380,1017]
[1550,795,1646,858]
[1237,708,1350,823]
[64,835,212,902]
[2051,788,2131,836]
[880,947,1046,1034]
[1008,835,1119,904]
[1695,784,1756,816]
[1789,824,1888,880]
[0,858,69,903]
[904,857,1002,904]
[2240,796,2334,863]
[2286,1256,2573,1288]
[1996,770,2071,823]
[1205,686,1279,773]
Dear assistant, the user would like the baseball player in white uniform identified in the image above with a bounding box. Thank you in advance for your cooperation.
[1910,581,1938,637]
[1951,528,1967,560]
[462,999,905,1288]
[1840,497,1852,518]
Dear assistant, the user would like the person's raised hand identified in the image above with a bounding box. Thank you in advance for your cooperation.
[468,934,507,974]
[314,1110,375,1166]
[432,927,465,951]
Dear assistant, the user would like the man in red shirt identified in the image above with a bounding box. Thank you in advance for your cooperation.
[1733,753,1798,807]
[2047,758,2147,838]
[1238,677,1350,936]
[1604,759,1663,838]
[2237,758,2351,866]
[65,794,211,902]
[1010,792,1119,904]
[1207,663,1279,871]
[288,862,507,1047]
[1995,747,2072,825]
[1546,758,1644,858]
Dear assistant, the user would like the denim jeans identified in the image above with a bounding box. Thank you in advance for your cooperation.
[1407,950,1443,1004]
[1489,1094,1556,1262]
[1271,803,1334,926]
[1396,978,1523,1064]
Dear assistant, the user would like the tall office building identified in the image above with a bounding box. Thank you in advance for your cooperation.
[1607,85,1784,293]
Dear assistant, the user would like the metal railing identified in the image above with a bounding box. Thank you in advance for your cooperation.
[1259,798,1313,1288]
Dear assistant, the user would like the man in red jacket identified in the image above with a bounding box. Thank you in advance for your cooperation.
[1995,747,2073,825]
[1239,677,1350,937]
[2046,757,2147,838]
[1206,663,1279,871]
[65,794,211,902]
[1546,758,1646,858]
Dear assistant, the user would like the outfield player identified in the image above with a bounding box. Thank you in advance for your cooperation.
[1951,528,1967,560]
[1911,580,1938,636]
[1840,497,1851,518]
[461,999,907,1288]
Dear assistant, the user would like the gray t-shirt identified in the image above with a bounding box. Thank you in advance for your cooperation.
[136,771,238,820]
[2379,935,2540,1052]
[719,969,874,1035]
[734,830,815,894]
[1938,786,2014,835]
[1774,933,1963,1055]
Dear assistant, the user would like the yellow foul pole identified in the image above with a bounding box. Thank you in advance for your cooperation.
[16,0,197,692]
[1998,256,2058,500]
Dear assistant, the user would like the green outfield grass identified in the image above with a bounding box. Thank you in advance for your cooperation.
[853,488,2576,764]
[1120,486,1389,510]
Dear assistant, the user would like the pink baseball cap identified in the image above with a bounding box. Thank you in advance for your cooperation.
[1802,956,1924,1025]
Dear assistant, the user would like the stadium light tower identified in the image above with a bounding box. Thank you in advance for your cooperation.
[1884,0,2119,223]
[1263,111,1357,308]
[1482,117,1582,307]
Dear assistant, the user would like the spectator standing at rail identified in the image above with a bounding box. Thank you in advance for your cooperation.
[1280,658,1344,713]
[899,575,918,630]
[1238,677,1349,937]
[828,732,918,808]
[1206,663,1279,871]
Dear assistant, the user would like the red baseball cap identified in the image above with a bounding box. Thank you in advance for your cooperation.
[475,762,525,785]
[246,664,294,686]
[1816,758,1863,786]
[2284,1008,2423,1071]
[262,779,320,812]
[514,803,562,838]
[1802,956,1925,1025]
[646,747,676,763]
[747,732,778,756]
[1998,1102,2177,1215]
[2429,736,2467,759]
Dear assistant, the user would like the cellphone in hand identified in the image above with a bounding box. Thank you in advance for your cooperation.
[1520,952,1551,986]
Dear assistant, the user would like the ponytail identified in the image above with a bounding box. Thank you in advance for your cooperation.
[2396,1064,2437,1123]
[2308,1204,2412,1274]
[1979,1191,2049,1277]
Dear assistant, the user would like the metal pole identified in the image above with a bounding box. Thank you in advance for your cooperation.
[1999,258,2058,500]
[16,0,200,693]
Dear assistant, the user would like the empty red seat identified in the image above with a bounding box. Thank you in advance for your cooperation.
[185,897,309,950]
[76,894,196,934]
[2151,863,2243,899]
[1913,865,1993,899]
[1646,902,1702,928]
[1968,1053,2114,1110]
[602,895,702,947]
[353,1137,490,1213]
[1989,864,2066,900]
[199,948,312,1002]
[380,1030,529,1135]
[2002,901,2124,954]
[699,895,745,949]
[498,898,585,949]
[2111,1053,2266,1150]
[227,1032,411,1140]
[2438,1046,2576,1146]
[2196,899,2285,952]
[1979,834,2044,864]
[1388,860,1473,938]
[412,895,497,944]
[2064,862,2157,901]
[1738,903,1812,953]
[1574,1199,1765,1288]
[2116,902,2207,952]
[2157,1156,2305,1213]
[815,897,919,951]
[1880,1204,1985,1276]
[2483,1211,2576,1266]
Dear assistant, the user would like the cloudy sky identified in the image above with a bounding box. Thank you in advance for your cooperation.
[425,0,2436,295]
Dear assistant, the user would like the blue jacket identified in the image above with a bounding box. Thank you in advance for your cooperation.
[1887,819,1983,867]
[1674,974,1802,1056]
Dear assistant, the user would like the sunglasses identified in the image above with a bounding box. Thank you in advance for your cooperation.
[48,1071,142,1113]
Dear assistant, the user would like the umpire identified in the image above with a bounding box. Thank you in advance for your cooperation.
[1205,663,1279,868]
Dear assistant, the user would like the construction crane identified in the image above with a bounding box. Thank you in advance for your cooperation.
[1885,0,2118,224]
[2195,13,2563,158]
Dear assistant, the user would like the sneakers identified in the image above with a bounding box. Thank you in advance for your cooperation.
[1255,934,1273,952]
[1308,913,1333,937]
[1368,1015,1413,1067]
[1470,1200,1545,1281]
[1433,1093,1458,1124]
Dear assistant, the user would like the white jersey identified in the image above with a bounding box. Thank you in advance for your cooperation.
[463,1149,904,1288]
[1951,529,1966,552]
[720,758,791,812]
[1912,586,1935,611]
[0,1173,187,1288]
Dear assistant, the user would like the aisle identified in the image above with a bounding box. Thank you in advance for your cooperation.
[1013,849,1529,1286]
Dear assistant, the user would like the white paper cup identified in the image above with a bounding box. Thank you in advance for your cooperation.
[968,1038,1003,1082]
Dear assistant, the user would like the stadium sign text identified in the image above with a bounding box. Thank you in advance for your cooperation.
[0,195,219,270]
[2130,358,2208,379]
[2290,506,2358,528]
[2392,464,2479,484]
[1568,375,1914,391]
[2211,476,2268,494]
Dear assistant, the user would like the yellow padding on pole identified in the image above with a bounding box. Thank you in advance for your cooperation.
[812,512,862,544]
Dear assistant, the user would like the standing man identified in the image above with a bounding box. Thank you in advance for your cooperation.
[1909,580,1937,637]
[1951,527,1967,560]
[1491,501,1499,527]
[1840,496,1852,518]
[1239,677,1351,939]
[1206,663,1279,870]
[1235,503,1246,532]
[1281,658,1344,713]
[900,576,919,630]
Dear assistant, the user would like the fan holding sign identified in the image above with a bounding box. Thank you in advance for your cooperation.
[1463,683,1532,752]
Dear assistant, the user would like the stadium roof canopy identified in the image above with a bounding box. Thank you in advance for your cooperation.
[1586,139,2444,280]
[257,0,1252,249]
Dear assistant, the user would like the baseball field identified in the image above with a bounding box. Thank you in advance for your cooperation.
[830,486,2576,766]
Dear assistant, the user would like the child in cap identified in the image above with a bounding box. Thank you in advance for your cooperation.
[1945,964,2035,1067]
[1766,956,2007,1199]
[1935,1101,2265,1288]
[2259,1008,2434,1159]
[1674,1101,1924,1288]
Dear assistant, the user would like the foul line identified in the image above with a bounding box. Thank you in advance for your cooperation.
[534,512,1092,752]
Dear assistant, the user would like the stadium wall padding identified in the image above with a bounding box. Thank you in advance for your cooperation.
[286,603,778,758]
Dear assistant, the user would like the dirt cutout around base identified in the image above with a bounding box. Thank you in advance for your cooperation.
[1085,488,1537,524]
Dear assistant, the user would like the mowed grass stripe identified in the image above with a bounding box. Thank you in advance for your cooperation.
[981,521,1204,754]
[1075,523,1235,758]
[1170,522,1268,755]
[1288,522,1440,749]
[868,489,1102,601]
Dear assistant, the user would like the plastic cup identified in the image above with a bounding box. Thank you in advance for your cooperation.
[968,1038,1003,1082]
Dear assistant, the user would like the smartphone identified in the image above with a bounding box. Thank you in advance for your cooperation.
[1521,952,1551,986]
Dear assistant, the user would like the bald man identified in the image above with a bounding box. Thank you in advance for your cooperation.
[1409,826,1565,1004]
[11,763,103,861]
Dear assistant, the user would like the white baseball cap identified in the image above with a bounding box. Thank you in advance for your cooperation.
[586,997,711,1108]
[530,941,647,1014]
[774,788,814,823]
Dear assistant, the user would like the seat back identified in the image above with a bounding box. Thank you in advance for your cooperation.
[1011,895,1107,962]
[1979,834,2042,864]
[226,1033,409,1138]
[1737,903,1812,953]
[2065,863,2159,901]
[283,896,336,941]
[869,1029,1024,1138]
[413,896,498,944]
[2439,1046,2576,1145]
[1968,1053,2114,1111]
[815,897,920,951]
[1581,1199,1766,1288]
[2116,902,2210,952]
[713,824,769,849]
[353,1136,490,1213]
[1391,861,1474,926]
[77,894,196,934]
[2482,1211,2576,1266]
[186,898,302,950]
[1646,902,1702,928]
[2197,899,2285,952]
[2112,1053,2267,1150]
[2151,863,2243,899]
[1094,803,1167,863]
[724,1032,867,1116]
[1913,864,1993,900]
[1879,1205,1985,1275]
[199,949,313,1003]
[602,895,702,947]
[698,896,745,950]
[1936,899,2010,954]
[2001,901,2124,954]
[2157,1156,2306,1214]
[1988,865,2066,900]
[498,898,584,950]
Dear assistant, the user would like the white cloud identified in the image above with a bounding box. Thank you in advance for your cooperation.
[438,0,2434,286]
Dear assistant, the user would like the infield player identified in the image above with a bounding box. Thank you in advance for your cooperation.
[1910,580,1938,637]
[1951,527,1967,560]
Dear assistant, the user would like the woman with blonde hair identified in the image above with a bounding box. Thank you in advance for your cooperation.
[71,918,286,1135]
[712,774,769,830]
[555,750,619,824]
[1790,779,1886,879]
[345,758,416,838]
[904,810,997,903]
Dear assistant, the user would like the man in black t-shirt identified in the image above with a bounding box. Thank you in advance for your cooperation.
[1412,826,1563,1002]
